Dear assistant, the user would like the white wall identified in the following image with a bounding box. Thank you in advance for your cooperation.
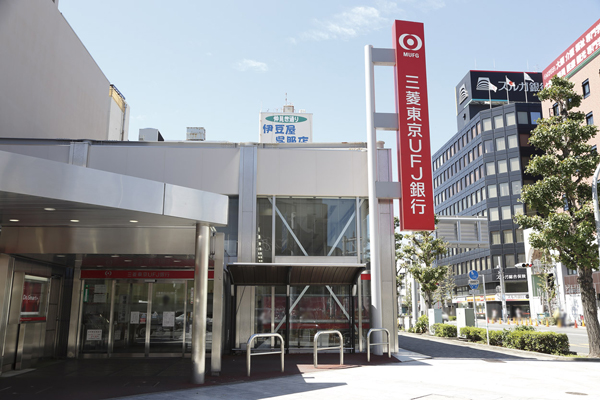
[0,1,112,140]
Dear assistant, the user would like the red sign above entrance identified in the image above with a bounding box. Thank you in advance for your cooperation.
[80,270,214,280]
[393,20,435,231]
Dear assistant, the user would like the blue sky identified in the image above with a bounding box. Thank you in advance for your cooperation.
[59,0,600,153]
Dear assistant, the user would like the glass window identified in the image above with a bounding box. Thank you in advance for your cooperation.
[494,115,504,129]
[507,135,518,149]
[495,137,506,151]
[517,253,526,263]
[486,161,496,175]
[509,157,520,172]
[477,122,481,135]
[489,207,499,221]
[583,79,590,98]
[491,231,501,245]
[492,255,502,268]
[484,140,493,153]
[481,187,486,200]
[499,182,510,196]
[518,111,528,124]
[506,112,516,126]
[505,254,515,268]
[512,181,522,195]
[553,103,560,117]
[503,230,514,243]
[482,118,492,131]
[514,204,524,216]
[531,111,542,125]
[516,229,524,242]
[488,184,498,198]
[501,205,512,220]
[586,112,594,126]
[273,198,357,257]
[520,134,530,147]
[497,159,508,174]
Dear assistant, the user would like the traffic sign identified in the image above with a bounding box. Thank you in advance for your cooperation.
[468,279,479,290]
[468,270,479,280]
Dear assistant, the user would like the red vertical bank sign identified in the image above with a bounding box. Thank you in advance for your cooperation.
[393,20,435,231]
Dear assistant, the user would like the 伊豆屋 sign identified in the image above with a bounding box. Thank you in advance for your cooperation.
[393,20,435,231]
[259,112,312,144]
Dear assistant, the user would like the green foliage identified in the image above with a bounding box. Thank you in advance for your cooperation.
[460,327,487,342]
[504,331,570,355]
[431,323,457,337]
[515,76,599,274]
[395,217,449,309]
[412,314,429,334]
[460,325,569,355]
[449,316,457,321]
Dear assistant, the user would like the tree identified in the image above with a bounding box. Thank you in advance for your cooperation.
[533,251,559,318]
[395,217,448,310]
[433,264,456,309]
[514,75,600,357]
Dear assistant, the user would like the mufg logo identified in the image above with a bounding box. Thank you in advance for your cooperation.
[399,33,422,58]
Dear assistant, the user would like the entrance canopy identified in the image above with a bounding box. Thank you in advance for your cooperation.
[0,150,228,256]
[227,262,366,286]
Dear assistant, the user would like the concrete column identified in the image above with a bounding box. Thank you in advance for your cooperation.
[211,233,225,376]
[192,224,210,384]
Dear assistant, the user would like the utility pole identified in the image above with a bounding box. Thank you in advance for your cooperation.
[498,263,508,323]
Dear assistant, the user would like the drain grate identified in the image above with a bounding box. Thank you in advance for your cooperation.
[481,359,505,363]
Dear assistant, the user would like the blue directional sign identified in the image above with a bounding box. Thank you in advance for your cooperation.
[468,270,479,280]
[468,280,479,290]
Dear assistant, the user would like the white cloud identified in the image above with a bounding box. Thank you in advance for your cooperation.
[397,0,446,12]
[300,6,386,41]
[234,59,269,72]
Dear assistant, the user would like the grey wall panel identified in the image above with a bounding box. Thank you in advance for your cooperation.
[0,145,71,163]
[256,148,369,197]
[0,1,111,140]
[87,146,129,175]
[0,255,14,374]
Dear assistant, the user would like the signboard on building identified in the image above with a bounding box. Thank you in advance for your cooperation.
[19,276,48,322]
[454,71,543,108]
[80,270,214,280]
[259,112,312,144]
[393,20,435,231]
[543,18,600,84]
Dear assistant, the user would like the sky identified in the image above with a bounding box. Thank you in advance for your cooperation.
[58,0,600,154]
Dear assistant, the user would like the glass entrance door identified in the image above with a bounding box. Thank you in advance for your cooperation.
[112,281,149,354]
[148,281,187,353]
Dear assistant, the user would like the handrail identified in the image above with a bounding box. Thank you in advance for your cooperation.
[246,333,285,377]
[366,328,391,362]
[313,330,344,368]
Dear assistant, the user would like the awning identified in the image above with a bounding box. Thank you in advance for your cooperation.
[227,262,366,286]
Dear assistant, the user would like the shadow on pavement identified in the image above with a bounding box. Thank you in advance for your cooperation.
[399,333,534,360]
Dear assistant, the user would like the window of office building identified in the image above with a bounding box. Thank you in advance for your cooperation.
[505,254,515,268]
[531,111,542,125]
[509,157,520,172]
[488,184,498,198]
[491,231,501,245]
[515,229,524,243]
[586,112,594,125]
[496,137,506,151]
[507,134,518,149]
[482,118,492,131]
[517,253,526,264]
[583,79,590,98]
[499,182,510,197]
[506,112,516,126]
[518,111,528,124]
[492,255,502,268]
[486,161,496,175]
[514,204,524,216]
[497,159,508,174]
[481,187,486,200]
[511,181,522,195]
[494,115,504,129]
[489,207,499,221]
[501,205,511,220]
[484,140,493,153]
[503,230,514,243]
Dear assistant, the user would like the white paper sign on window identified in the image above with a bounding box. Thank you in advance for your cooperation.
[162,311,175,327]
[86,329,102,341]
[130,311,140,324]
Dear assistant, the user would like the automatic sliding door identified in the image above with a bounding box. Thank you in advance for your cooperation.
[148,281,186,353]
[111,282,148,354]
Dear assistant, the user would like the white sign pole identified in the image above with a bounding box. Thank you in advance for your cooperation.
[483,275,490,345]
[472,288,478,328]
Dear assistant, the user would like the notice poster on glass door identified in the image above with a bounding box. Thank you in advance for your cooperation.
[162,311,175,327]
[130,311,140,324]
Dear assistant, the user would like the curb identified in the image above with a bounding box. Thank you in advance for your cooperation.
[398,331,600,362]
